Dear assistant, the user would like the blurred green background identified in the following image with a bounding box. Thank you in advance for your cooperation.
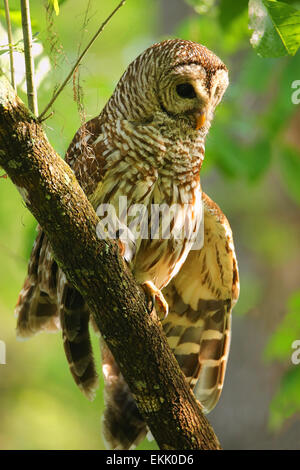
[0,0,300,449]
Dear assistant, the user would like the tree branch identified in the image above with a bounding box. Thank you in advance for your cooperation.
[0,70,221,450]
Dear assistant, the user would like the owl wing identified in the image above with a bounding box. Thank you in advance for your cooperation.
[162,191,239,413]
[100,191,240,449]
[15,116,110,399]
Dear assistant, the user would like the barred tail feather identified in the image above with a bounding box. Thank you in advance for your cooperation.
[15,227,98,400]
[59,281,99,400]
[193,306,231,413]
[15,227,60,338]
[101,341,147,450]
[16,279,59,338]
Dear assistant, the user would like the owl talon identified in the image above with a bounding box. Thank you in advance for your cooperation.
[142,284,154,314]
[143,281,169,321]
[117,239,125,257]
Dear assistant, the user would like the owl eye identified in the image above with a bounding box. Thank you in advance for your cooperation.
[176,83,196,99]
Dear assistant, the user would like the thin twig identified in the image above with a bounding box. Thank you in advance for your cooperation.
[20,0,38,115]
[43,0,69,70]
[4,0,16,90]
[38,0,126,122]
[77,0,93,56]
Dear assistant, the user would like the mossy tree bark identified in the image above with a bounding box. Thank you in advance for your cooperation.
[0,71,221,450]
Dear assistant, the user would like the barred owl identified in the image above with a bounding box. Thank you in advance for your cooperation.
[15,39,239,449]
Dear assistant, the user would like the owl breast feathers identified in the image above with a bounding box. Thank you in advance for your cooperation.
[15,39,239,450]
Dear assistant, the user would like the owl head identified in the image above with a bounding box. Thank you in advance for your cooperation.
[106,39,229,137]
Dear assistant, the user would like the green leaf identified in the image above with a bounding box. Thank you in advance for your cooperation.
[52,0,59,15]
[48,0,67,16]
[249,0,300,57]
[264,291,300,361]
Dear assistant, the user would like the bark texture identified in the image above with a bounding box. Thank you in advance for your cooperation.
[0,71,221,450]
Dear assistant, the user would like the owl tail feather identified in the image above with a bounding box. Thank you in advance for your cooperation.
[15,277,60,338]
[59,282,99,401]
[101,340,147,450]
[15,226,98,400]
[15,227,60,338]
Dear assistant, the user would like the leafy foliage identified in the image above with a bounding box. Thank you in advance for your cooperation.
[186,0,300,57]
[249,0,300,57]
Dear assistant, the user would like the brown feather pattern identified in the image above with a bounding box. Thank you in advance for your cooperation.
[15,40,239,449]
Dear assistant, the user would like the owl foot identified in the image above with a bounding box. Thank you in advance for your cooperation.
[143,281,169,321]
[117,239,125,257]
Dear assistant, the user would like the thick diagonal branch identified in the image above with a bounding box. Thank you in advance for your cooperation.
[0,71,221,451]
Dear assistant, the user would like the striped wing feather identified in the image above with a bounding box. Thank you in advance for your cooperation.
[163,192,239,413]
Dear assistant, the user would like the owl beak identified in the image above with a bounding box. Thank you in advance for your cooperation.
[194,110,206,130]
[192,80,208,130]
